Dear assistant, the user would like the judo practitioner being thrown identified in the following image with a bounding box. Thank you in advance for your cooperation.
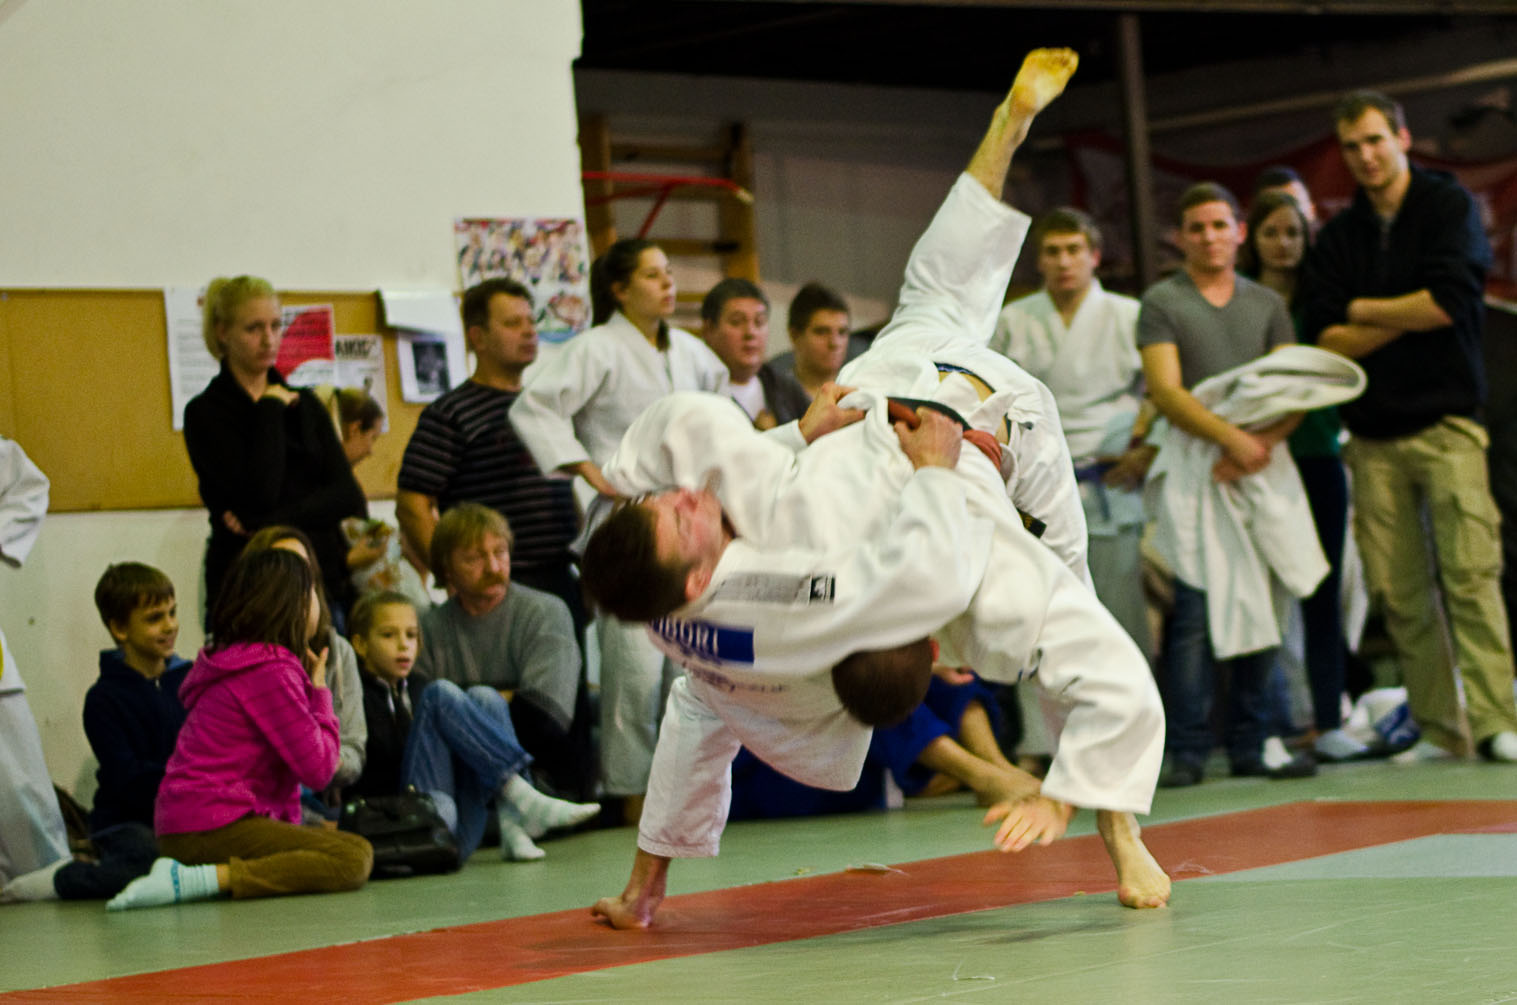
[583,48,1171,929]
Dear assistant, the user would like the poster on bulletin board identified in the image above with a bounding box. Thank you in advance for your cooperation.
[453,217,591,343]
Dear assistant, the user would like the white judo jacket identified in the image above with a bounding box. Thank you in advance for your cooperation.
[509,310,728,487]
[604,174,1163,858]
[1145,345,1367,658]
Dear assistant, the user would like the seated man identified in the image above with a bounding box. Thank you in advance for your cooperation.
[584,49,1168,929]
[415,503,584,796]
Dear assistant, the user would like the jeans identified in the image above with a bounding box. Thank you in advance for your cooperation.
[401,681,532,860]
[1162,581,1275,766]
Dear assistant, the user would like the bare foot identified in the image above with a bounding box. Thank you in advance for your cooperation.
[1097,810,1171,909]
[592,894,656,930]
[1009,48,1079,118]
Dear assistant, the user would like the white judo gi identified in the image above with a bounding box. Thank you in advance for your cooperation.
[992,282,1152,752]
[0,438,70,886]
[509,310,731,796]
[604,174,1163,858]
[1146,345,1367,659]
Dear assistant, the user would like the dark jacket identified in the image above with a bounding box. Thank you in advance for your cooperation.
[82,649,191,831]
[347,668,431,800]
[757,362,812,426]
[183,364,368,608]
[1300,166,1492,440]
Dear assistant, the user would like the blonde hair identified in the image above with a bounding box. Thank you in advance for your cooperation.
[430,503,513,591]
[202,275,276,359]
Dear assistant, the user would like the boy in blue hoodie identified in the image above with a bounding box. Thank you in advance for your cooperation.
[2,563,189,902]
[85,562,192,833]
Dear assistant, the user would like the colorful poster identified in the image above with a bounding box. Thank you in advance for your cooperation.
[277,303,336,387]
[454,217,591,342]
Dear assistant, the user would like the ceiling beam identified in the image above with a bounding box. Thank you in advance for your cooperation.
[726,0,1516,13]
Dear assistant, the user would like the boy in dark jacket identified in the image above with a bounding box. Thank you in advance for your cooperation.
[86,562,191,832]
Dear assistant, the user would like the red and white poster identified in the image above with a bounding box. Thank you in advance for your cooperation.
[276,303,336,387]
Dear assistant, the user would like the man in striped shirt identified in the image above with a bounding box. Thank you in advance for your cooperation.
[396,278,581,630]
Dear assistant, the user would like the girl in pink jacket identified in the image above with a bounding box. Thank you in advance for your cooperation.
[109,549,372,909]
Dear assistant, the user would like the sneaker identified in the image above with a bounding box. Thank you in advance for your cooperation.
[1477,731,1517,763]
[1314,727,1371,763]
[1389,739,1458,764]
[1159,755,1204,788]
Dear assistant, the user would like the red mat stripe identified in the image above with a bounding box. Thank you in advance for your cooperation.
[5,799,1515,1003]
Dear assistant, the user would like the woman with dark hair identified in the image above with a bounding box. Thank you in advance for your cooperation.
[508,239,728,819]
[183,276,369,623]
[242,526,367,797]
[1242,190,1362,762]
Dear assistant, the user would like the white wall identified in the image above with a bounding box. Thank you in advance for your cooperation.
[0,0,583,796]
[0,0,584,288]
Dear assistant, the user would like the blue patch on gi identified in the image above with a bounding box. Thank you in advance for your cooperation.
[650,617,756,666]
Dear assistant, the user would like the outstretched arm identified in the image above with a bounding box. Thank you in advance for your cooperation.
[965,49,1078,200]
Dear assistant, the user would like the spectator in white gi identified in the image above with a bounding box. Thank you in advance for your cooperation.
[0,438,72,900]
[992,208,1155,656]
[509,238,728,820]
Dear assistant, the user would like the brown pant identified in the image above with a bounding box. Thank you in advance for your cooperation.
[1344,417,1517,754]
[159,815,373,900]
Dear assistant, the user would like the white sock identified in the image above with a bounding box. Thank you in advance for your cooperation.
[106,858,221,911]
[1314,727,1370,761]
[1261,736,1295,771]
[496,812,545,861]
[1,860,65,903]
[500,775,600,840]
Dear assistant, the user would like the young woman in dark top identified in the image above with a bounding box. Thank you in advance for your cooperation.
[183,276,367,623]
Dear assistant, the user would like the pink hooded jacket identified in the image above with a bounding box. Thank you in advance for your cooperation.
[155,642,339,835]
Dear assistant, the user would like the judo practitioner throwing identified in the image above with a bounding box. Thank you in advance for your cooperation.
[584,48,1171,929]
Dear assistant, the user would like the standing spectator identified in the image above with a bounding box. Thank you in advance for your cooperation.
[699,278,809,429]
[1139,182,1315,787]
[1252,165,1320,231]
[1301,90,1517,763]
[767,282,852,400]
[1241,189,1363,761]
[396,279,581,629]
[509,239,727,819]
[992,208,1154,655]
[183,276,368,622]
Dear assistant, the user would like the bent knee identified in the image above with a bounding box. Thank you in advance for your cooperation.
[333,833,375,890]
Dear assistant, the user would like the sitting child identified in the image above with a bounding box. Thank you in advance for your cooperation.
[86,563,191,833]
[347,590,598,862]
[108,549,373,909]
[2,562,188,903]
